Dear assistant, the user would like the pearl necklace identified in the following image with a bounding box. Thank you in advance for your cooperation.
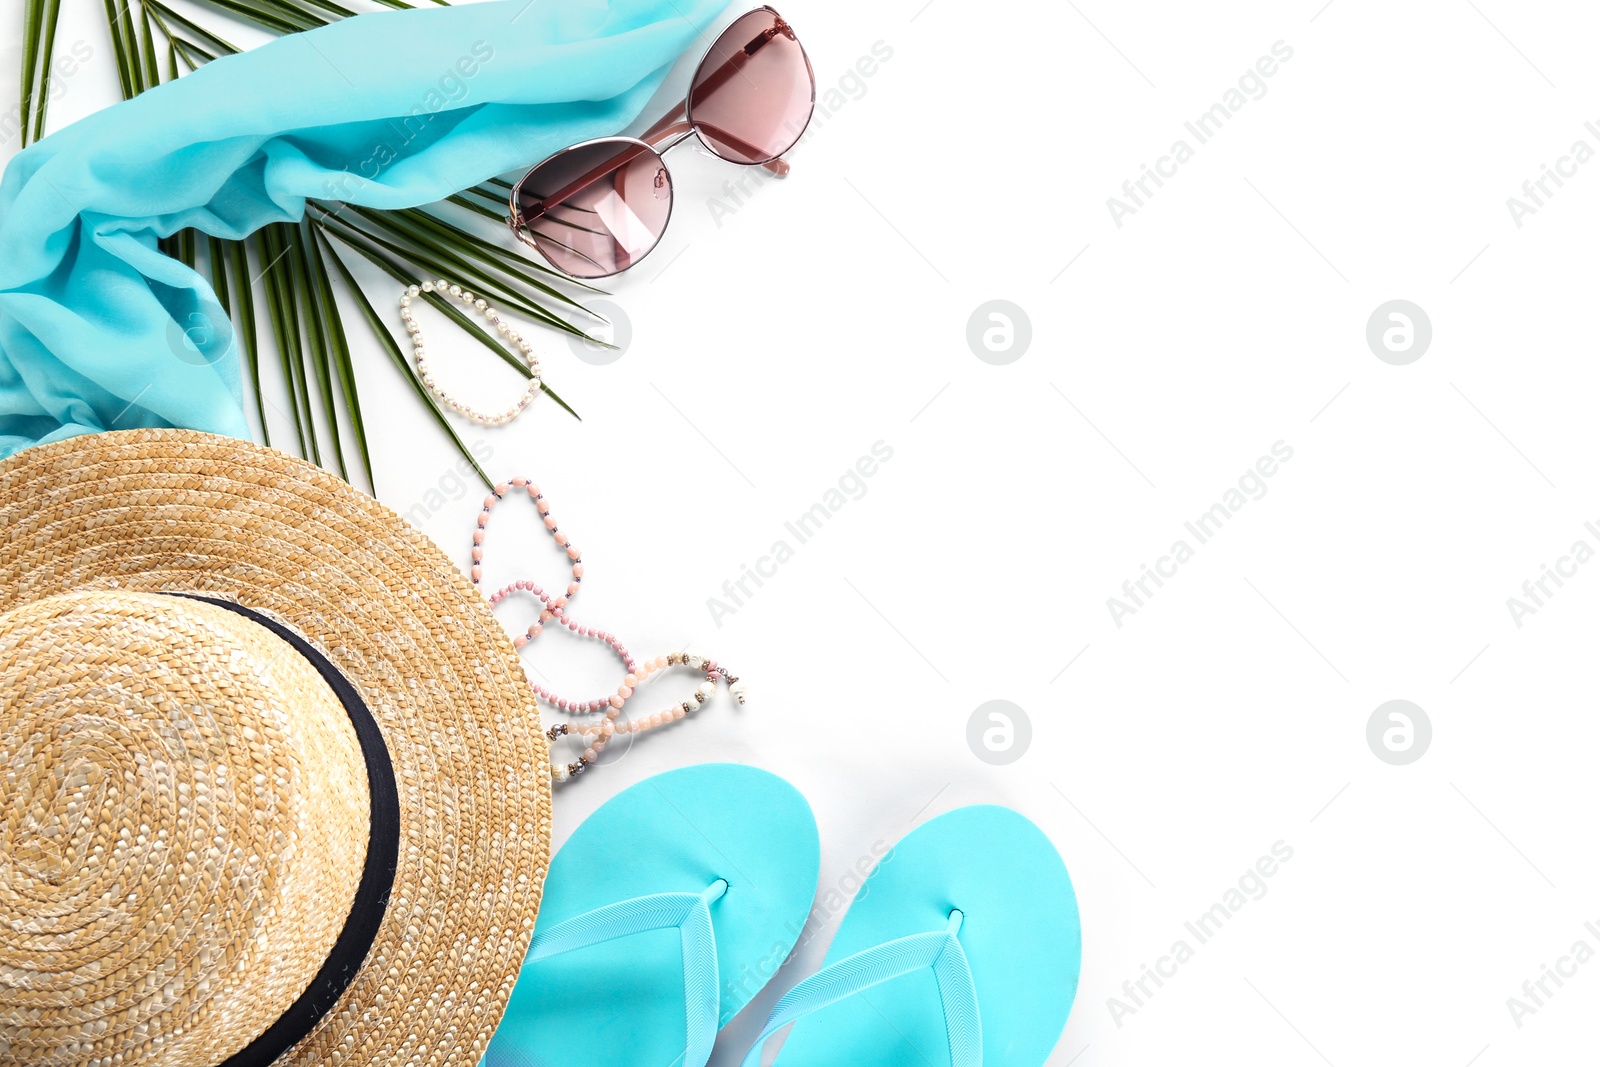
[401,279,542,425]
[472,477,746,784]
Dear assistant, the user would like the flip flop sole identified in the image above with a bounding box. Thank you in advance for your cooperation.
[772,805,1080,1067]
[484,763,820,1067]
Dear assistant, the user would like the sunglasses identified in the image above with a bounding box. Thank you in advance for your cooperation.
[506,7,815,279]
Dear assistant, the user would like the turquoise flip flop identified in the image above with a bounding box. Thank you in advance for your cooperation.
[738,805,1080,1067]
[482,763,820,1067]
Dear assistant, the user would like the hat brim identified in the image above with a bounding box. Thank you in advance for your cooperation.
[0,429,551,1067]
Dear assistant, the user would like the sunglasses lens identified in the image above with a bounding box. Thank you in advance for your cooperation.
[689,9,815,165]
[514,140,671,278]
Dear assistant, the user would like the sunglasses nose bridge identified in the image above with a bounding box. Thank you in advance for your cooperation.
[656,127,699,154]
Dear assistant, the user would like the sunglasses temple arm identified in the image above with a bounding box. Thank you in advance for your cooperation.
[515,143,661,225]
[637,17,798,174]
[688,20,786,102]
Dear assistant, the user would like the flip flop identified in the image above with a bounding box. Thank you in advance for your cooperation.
[738,805,1080,1067]
[483,763,820,1067]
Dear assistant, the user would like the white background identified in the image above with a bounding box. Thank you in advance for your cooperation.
[6,1,1600,1064]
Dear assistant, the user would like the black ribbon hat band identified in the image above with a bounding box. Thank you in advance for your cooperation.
[171,595,401,1067]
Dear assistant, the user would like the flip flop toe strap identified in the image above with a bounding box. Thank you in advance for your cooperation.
[522,880,728,1067]
[739,911,982,1067]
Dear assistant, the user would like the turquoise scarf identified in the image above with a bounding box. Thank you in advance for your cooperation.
[0,0,727,456]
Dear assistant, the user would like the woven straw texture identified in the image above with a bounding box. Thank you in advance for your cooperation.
[0,592,372,1066]
[0,429,553,1067]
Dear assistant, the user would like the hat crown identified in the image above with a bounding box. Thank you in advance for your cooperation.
[0,591,371,1067]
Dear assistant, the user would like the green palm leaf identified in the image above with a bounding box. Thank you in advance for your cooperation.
[16,0,596,495]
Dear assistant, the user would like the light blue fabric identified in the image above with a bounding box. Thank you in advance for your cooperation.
[739,914,982,1067]
[0,0,729,457]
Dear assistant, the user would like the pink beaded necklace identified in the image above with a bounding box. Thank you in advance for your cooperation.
[471,478,745,784]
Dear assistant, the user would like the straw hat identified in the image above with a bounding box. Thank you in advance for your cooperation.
[0,429,552,1067]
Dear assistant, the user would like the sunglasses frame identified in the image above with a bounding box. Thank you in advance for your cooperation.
[506,6,815,278]
[509,135,676,278]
